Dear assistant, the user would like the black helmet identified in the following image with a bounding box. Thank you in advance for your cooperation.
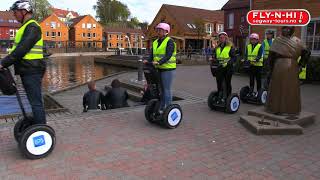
[10,0,33,12]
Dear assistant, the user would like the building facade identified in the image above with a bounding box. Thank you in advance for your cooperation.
[40,14,69,48]
[69,15,103,48]
[51,8,79,23]
[147,4,224,51]
[222,0,250,55]
[104,27,146,50]
[251,0,320,56]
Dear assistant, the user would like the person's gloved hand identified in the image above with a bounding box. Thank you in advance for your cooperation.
[255,58,260,62]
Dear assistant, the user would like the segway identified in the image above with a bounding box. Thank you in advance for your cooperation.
[207,62,240,113]
[143,62,182,129]
[239,60,268,105]
[0,68,56,159]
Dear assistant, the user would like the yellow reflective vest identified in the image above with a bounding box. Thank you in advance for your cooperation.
[247,44,263,67]
[216,45,231,68]
[152,37,176,69]
[263,38,274,60]
[10,19,44,60]
[297,56,306,80]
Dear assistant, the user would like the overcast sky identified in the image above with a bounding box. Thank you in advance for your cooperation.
[0,0,229,23]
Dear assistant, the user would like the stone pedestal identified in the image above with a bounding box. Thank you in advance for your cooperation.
[240,107,316,135]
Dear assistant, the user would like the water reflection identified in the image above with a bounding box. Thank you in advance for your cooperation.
[43,56,127,93]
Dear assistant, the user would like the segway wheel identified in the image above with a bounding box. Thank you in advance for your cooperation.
[258,89,268,105]
[226,93,240,113]
[207,91,219,110]
[14,118,32,142]
[144,99,159,123]
[19,125,56,160]
[163,104,183,129]
[240,86,250,103]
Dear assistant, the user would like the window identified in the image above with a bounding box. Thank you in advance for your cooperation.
[93,24,96,28]
[241,16,245,23]
[14,20,18,23]
[87,23,92,29]
[82,33,86,37]
[120,35,123,40]
[304,19,320,54]
[87,33,91,39]
[117,35,120,40]
[58,32,61,37]
[109,43,112,47]
[82,23,85,28]
[9,29,15,37]
[187,24,193,29]
[57,23,60,28]
[51,32,56,38]
[108,34,112,39]
[206,24,212,34]
[116,43,119,47]
[191,24,196,29]
[50,22,57,29]
[46,22,49,26]
[228,13,234,29]
[46,31,49,37]
[217,24,224,33]
[93,42,96,47]
[93,33,96,38]
[8,19,14,23]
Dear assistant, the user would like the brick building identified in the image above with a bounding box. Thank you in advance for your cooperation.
[104,27,146,50]
[69,15,103,48]
[222,0,250,54]
[0,11,20,52]
[147,4,224,51]
[51,8,79,23]
[251,0,320,56]
[40,14,69,48]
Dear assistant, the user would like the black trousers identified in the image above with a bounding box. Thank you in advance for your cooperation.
[249,66,262,92]
[216,65,233,97]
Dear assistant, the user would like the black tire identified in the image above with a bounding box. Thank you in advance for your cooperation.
[144,99,159,123]
[207,91,219,110]
[19,125,56,160]
[14,118,32,142]
[163,104,183,129]
[226,93,240,114]
[257,89,268,105]
[240,86,250,103]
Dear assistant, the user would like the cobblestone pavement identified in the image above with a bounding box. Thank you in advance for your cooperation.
[0,65,319,180]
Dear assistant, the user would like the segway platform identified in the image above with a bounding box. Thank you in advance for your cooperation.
[240,86,268,105]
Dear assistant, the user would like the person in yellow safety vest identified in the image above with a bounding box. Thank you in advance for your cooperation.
[297,56,307,80]
[211,32,236,102]
[262,30,274,89]
[0,1,47,125]
[245,33,264,96]
[143,22,176,112]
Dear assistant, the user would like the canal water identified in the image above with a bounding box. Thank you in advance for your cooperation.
[43,56,127,93]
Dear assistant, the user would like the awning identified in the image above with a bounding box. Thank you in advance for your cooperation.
[171,36,185,40]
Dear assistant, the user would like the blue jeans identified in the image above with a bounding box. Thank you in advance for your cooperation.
[159,70,176,110]
[21,73,46,124]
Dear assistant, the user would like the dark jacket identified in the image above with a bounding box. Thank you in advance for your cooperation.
[1,19,46,75]
[105,87,129,109]
[148,36,175,71]
[83,90,104,110]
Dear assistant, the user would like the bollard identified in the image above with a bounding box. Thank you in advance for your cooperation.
[138,56,143,81]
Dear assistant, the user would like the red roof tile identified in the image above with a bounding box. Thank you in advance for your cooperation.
[159,4,224,34]
[51,8,79,18]
[0,11,21,28]
[221,0,250,10]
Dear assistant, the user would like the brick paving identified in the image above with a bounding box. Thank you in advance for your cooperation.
[0,65,319,179]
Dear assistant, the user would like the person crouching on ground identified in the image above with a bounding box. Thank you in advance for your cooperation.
[105,79,129,109]
[83,81,104,112]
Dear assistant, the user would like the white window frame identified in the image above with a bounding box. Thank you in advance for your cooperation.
[87,23,92,29]
[58,32,61,37]
[93,24,96,28]
[217,24,224,33]
[302,17,320,55]
[228,13,234,29]
[82,23,85,29]
[206,23,212,34]
[82,33,86,37]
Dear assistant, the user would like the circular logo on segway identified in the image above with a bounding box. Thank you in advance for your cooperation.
[167,108,181,126]
[230,97,240,112]
[261,91,268,104]
[26,131,53,156]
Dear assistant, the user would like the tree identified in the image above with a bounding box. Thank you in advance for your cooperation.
[193,18,205,49]
[30,0,52,21]
[93,0,130,25]
[127,17,140,29]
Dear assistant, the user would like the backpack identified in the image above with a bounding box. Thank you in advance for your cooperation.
[0,68,17,95]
